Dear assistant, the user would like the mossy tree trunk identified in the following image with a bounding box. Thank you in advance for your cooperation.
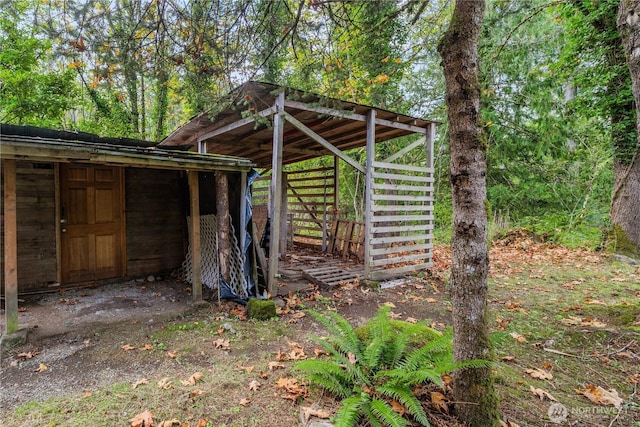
[615,0,640,257]
[437,0,500,425]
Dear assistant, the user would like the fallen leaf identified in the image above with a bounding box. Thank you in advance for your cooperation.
[35,363,47,373]
[290,312,306,319]
[195,419,208,427]
[276,376,308,400]
[130,410,154,427]
[167,351,178,359]
[189,389,204,399]
[213,338,230,350]
[501,356,516,362]
[301,406,331,421]
[313,348,328,357]
[431,391,449,413]
[132,378,149,389]
[390,399,407,416]
[158,419,180,427]
[157,377,173,390]
[406,317,419,324]
[139,343,153,351]
[259,370,269,379]
[347,352,357,364]
[248,380,261,391]
[530,385,557,401]
[17,351,40,359]
[268,361,286,370]
[238,364,254,373]
[561,316,582,326]
[510,332,527,343]
[82,390,93,398]
[288,345,307,360]
[121,344,136,351]
[389,311,402,320]
[525,368,553,380]
[500,420,521,427]
[239,397,251,406]
[576,384,624,408]
[181,372,203,386]
[425,297,438,303]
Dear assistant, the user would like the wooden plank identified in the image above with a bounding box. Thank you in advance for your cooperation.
[54,163,62,284]
[370,262,433,280]
[280,172,289,256]
[197,106,276,142]
[302,266,363,289]
[188,171,202,301]
[373,161,432,173]
[371,214,434,223]
[268,92,285,295]
[216,171,230,283]
[286,166,334,175]
[371,204,432,212]
[251,221,268,284]
[371,252,431,267]
[372,224,432,234]
[370,243,433,256]
[364,109,376,279]
[382,136,426,163]
[282,111,366,174]
[284,99,367,122]
[372,171,434,183]
[371,182,431,193]
[372,194,433,202]
[371,234,432,245]
[3,159,19,334]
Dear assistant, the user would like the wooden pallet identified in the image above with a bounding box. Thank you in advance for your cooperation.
[302,266,363,289]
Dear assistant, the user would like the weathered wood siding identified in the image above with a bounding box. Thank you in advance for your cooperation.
[125,168,187,276]
[1,161,57,291]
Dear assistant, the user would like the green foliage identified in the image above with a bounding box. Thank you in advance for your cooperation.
[0,9,76,126]
[294,307,490,427]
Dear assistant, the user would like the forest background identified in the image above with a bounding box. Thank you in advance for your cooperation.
[1,0,638,254]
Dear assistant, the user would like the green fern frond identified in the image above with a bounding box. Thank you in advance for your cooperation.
[376,384,430,426]
[334,395,365,427]
[293,359,352,398]
[400,331,454,372]
[381,367,443,387]
[369,398,411,427]
[309,310,364,360]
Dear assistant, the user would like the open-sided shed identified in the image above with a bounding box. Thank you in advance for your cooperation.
[161,81,437,293]
[1,124,253,336]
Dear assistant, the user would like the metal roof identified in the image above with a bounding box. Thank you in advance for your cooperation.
[160,81,436,168]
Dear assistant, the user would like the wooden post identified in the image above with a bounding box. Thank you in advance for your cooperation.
[426,122,436,169]
[268,91,285,296]
[3,159,19,334]
[279,172,288,257]
[188,171,202,301]
[240,171,247,280]
[216,170,230,283]
[364,109,376,280]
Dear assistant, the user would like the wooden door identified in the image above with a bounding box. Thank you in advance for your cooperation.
[60,164,124,283]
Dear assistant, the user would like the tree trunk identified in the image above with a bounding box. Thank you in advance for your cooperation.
[437,1,500,425]
[614,1,640,256]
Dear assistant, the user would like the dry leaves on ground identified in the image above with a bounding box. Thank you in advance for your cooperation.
[301,407,331,422]
[181,372,202,386]
[529,385,557,401]
[525,368,553,380]
[130,410,154,427]
[575,384,624,408]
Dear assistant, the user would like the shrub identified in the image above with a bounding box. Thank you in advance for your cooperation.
[294,307,489,427]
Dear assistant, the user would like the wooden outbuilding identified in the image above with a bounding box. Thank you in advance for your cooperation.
[0,124,253,335]
[160,82,437,294]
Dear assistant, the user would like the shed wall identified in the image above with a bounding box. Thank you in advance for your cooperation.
[1,161,58,291]
[125,168,187,276]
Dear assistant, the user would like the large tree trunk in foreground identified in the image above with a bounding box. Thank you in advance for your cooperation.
[614,1,640,257]
[437,1,500,425]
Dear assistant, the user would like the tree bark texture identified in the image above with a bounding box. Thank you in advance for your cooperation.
[437,1,500,425]
[216,171,231,283]
[615,0,640,256]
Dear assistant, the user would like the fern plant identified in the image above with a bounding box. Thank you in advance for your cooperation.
[294,306,490,427]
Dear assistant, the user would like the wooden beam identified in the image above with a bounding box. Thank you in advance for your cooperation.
[54,163,62,284]
[188,171,202,301]
[197,106,276,143]
[1,138,253,172]
[426,122,436,169]
[216,171,230,283]
[281,111,366,174]
[240,171,247,279]
[364,110,376,280]
[279,172,289,257]
[284,100,367,122]
[382,136,426,163]
[268,92,285,296]
[3,159,19,334]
